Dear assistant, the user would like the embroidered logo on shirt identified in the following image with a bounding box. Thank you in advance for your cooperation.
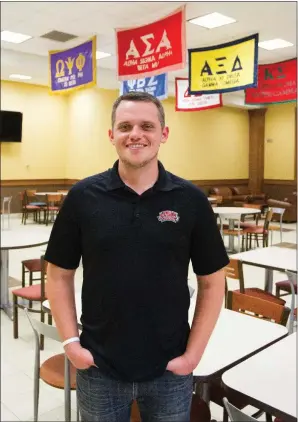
[157,210,180,223]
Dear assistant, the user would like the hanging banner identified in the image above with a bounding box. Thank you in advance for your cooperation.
[188,33,258,95]
[115,6,186,80]
[120,74,168,100]
[49,36,97,94]
[175,78,222,111]
[245,58,297,104]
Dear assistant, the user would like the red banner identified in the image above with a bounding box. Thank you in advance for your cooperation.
[115,6,186,80]
[245,58,297,104]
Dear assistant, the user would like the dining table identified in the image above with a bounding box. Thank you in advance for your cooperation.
[213,207,261,252]
[43,291,288,418]
[222,332,296,422]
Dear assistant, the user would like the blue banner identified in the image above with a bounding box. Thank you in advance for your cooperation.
[120,74,168,100]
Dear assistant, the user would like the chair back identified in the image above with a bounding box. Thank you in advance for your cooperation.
[25,307,61,342]
[285,271,297,334]
[39,256,48,301]
[223,398,258,422]
[224,259,245,293]
[227,290,290,326]
[25,190,37,201]
[46,194,63,204]
[263,209,274,232]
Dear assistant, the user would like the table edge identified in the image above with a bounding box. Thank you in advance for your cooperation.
[1,240,49,251]
[193,330,288,381]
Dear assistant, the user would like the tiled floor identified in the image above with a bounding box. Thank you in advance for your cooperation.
[1,214,296,421]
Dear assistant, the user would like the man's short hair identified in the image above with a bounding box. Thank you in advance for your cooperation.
[111,91,165,129]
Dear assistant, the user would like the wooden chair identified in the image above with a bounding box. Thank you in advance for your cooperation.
[20,191,40,224]
[243,209,273,250]
[224,258,286,307]
[25,309,79,422]
[240,203,262,226]
[12,256,51,350]
[21,258,43,308]
[43,194,63,225]
[130,394,211,422]
[226,290,290,325]
[210,292,290,422]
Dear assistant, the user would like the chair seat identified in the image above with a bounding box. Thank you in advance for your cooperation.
[235,288,286,306]
[276,280,297,293]
[40,353,77,390]
[47,206,60,211]
[29,202,46,207]
[12,284,47,301]
[243,227,268,234]
[22,258,42,272]
[24,205,40,210]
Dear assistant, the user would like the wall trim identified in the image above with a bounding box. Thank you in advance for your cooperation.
[1,178,248,187]
[0,179,78,187]
[190,179,249,186]
[263,179,297,186]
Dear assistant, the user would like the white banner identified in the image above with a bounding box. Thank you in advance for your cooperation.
[175,78,222,111]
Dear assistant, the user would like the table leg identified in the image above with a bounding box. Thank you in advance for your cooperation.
[264,269,273,293]
[0,250,13,319]
[201,382,210,405]
[64,354,71,421]
[228,219,235,252]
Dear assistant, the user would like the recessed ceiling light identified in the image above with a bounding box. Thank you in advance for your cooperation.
[258,39,294,50]
[1,30,32,44]
[188,12,236,29]
[96,51,111,60]
[9,74,32,80]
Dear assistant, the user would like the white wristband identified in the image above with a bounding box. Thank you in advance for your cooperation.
[62,337,80,347]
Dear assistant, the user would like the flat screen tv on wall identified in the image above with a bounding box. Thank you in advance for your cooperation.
[0,111,23,142]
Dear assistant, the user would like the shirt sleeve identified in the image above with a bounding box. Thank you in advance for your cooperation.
[44,189,82,270]
[190,196,229,276]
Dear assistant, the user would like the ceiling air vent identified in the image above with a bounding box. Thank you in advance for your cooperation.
[40,30,77,42]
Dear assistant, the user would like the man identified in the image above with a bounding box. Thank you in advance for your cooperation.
[45,91,229,421]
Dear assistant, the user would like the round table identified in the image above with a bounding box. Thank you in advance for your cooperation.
[213,207,261,252]
[1,228,49,319]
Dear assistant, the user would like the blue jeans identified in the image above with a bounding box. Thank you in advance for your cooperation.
[77,366,193,422]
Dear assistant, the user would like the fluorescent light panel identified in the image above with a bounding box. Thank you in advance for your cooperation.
[9,74,32,80]
[1,30,32,44]
[96,51,111,60]
[258,39,294,50]
[189,12,236,29]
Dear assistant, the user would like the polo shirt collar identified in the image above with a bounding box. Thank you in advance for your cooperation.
[106,160,180,192]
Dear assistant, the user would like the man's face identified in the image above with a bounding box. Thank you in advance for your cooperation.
[109,100,169,169]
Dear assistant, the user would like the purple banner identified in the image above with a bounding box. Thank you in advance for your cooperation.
[49,36,96,93]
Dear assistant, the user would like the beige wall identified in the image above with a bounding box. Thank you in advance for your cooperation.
[264,102,296,180]
[1,81,251,181]
[66,88,249,180]
[1,81,68,179]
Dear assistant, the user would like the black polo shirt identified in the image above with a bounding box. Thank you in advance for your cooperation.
[45,161,229,382]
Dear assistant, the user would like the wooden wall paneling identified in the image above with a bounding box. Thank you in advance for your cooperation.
[248,109,267,194]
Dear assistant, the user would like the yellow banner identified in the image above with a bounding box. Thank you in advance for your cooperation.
[188,34,258,94]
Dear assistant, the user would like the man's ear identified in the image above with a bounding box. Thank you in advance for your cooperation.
[108,129,115,145]
[160,126,169,144]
